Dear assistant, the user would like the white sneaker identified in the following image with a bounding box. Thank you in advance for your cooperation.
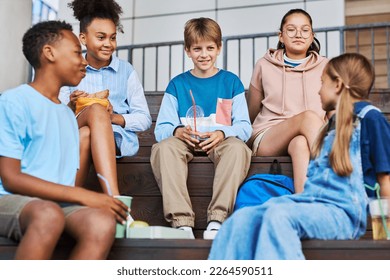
[203,229,219,240]
[178,226,195,239]
[203,221,221,240]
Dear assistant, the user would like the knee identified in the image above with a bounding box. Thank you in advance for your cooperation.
[287,135,309,155]
[25,201,65,234]
[79,127,91,147]
[300,110,322,121]
[87,103,111,123]
[83,210,116,242]
[223,138,251,158]
[299,110,323,127]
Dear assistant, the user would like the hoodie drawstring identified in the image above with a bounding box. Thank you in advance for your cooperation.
[302,70,308,110]
[281,65,286,115]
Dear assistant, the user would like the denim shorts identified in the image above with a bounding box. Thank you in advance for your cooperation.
[0,194,85,241]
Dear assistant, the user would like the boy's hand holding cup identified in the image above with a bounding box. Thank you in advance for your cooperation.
[113,195,133,238]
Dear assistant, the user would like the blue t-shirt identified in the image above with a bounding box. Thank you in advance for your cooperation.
[0,84,79,197]
[355,101,390,196]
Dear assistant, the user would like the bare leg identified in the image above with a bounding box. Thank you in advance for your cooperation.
[75,126,92,186]
[65,208,115,260]
[16,200,65,260]
[256,110,323,191]
[77,104,119,195]
[288,135,310,193]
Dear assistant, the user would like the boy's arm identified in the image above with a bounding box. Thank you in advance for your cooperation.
[154,93,182,142]
[112,71,152,131]
[0,156,129,223]
[215,93,252,142]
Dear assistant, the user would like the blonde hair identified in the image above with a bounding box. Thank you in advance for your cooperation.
[184,17,222,50]
[311,53,375,176]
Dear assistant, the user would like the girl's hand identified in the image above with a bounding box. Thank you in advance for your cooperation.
[68,90,87,111]
[199,130,225,154]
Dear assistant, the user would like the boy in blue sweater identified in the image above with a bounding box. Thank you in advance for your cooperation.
[150,17,252,239]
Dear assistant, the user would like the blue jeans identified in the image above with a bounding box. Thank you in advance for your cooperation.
[208,107,374,260]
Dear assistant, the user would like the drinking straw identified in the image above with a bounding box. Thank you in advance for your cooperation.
[189,89,197,132]
[98,173,134,225]
[97,173,112,196]
[365,183,390,239]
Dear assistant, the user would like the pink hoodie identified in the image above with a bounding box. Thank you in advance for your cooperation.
[249,48,328,142]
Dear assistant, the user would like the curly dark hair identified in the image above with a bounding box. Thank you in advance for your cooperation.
[22,20,73,69]
[68,0,123,33]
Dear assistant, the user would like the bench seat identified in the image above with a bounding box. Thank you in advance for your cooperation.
[0,89,388,259]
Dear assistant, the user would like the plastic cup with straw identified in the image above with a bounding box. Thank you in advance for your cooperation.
[97,173,134,225]
[365,183,390,240]
[189,89,197,133]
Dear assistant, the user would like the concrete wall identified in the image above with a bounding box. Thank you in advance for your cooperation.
[0,0,32,92]
[58,0,345,45]
[57,0,345,91]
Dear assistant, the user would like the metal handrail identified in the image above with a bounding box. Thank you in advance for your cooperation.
[32,0,58,24]
[114,22,389,92]
[221,22,390,87]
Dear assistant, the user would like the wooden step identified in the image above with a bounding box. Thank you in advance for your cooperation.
[1,89,389,260]
[2,234,390,260]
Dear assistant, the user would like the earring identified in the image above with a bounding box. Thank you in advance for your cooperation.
[280,43,285,48]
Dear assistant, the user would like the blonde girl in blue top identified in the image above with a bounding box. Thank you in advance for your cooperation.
[209,53,390,259]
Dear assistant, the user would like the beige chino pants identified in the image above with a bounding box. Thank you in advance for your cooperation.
[150,136,251,228]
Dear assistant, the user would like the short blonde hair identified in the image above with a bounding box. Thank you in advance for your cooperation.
[184,17,222,50]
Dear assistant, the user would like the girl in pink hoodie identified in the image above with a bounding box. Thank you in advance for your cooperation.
[247,9,329,192]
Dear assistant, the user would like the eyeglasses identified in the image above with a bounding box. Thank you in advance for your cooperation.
[283,26,313,39]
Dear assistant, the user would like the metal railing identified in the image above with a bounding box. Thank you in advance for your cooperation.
[32,0,58,24]
[114,22,389,92]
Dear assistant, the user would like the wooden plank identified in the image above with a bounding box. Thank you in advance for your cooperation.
[345,44,390,61]
[108,239,212,260]
[346,14,390,25]
[346,0,390,17]
[374,76,390,90]
[302,239,390,260]
[369,90,390,113]
[4,237,390,260]
[345,28,389,46]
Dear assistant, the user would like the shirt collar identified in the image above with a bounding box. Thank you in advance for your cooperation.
[85,54,119,72]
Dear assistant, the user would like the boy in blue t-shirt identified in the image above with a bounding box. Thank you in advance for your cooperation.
[150,17,252,240]
[0,21,128,259]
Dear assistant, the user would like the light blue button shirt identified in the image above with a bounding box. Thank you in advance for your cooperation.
[60,55,152,157]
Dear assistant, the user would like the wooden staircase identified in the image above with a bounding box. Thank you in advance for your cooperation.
[0,89,389,260]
